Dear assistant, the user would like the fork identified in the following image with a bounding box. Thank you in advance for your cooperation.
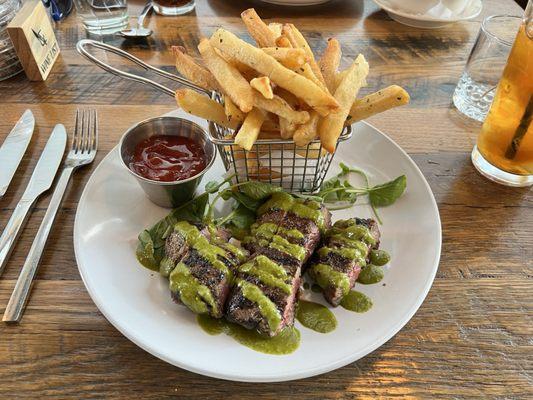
[3,110,98,323]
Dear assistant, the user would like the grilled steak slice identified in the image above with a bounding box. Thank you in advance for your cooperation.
[277,202,331,263]
[226,198,330,336]
[242,192,293,254]
[308,218,380,306]
[167,221,246,318]
[163,223,215,265]
[225,254,302,335]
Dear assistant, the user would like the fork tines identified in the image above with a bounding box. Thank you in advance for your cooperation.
[73,109,98,155]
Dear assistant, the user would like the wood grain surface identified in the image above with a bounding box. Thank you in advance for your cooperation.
[0,0,532,398]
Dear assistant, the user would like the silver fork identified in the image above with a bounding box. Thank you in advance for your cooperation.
[3,110,98,323]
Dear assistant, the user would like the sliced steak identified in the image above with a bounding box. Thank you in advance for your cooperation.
[164,223,211,264]
[225,254,302,335]
[242,192,294,254]
[308,218,380,306]
[225,199,330,336]
[167,221,245,318]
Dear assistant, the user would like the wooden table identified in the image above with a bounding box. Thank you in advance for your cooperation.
[1,0,531,397]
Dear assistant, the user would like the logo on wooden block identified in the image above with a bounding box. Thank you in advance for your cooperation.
[7,0,60,81]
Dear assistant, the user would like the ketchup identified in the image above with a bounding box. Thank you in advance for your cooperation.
[129,135,207,182]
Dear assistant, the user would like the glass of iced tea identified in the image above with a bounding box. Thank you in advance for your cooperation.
[472,1,533,187]
[153,0,195,16]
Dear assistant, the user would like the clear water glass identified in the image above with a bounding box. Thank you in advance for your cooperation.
[453,15,522,122]
[153,0,195,16]
[74,0,128,35]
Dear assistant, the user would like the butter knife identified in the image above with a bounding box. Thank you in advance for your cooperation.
[0,125,67,277]
[0,110,35,199]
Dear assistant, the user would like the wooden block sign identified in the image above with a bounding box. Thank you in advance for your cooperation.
[7,0,60,81]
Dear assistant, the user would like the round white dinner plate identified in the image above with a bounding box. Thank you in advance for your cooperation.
[74,110,441,382]
[373,0,482,29]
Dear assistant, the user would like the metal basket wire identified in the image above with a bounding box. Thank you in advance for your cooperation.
[207,93,353,193]
[75,40,353,193]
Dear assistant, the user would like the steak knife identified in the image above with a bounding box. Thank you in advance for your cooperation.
[0,110,35,199]
[0,125,67,277]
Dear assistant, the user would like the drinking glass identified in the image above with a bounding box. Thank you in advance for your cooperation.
[74,0,128,35]
[453,15,522,122]
[152,0,195,16]
[471,1,533,187]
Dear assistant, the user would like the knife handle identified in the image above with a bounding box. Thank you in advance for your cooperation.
[3,167,74,323]
[0,199,35,277]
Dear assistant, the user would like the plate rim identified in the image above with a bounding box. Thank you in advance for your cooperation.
[373,0,482,23]
[73,120,442,382]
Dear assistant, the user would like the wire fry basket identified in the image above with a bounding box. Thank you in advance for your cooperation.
[76,39,353,193]
[208,94,352,193]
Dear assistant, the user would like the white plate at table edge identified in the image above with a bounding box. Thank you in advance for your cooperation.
[74,112,441,382]
[373,0,482,29]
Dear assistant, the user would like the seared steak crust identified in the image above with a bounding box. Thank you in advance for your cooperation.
[226,202,331,336]
[309,218,381,306]
[164,223,244,318]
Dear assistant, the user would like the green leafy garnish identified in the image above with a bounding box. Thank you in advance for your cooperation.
[172,192,209,223]
[318,163,406,223]
[368,175,407,207]
[217,203,256,240]
[136,164,406,268]
[238,181,282,201]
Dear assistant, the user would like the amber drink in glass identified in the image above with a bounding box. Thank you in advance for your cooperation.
[472,1,533,186]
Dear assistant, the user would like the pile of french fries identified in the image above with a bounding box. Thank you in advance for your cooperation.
[173,8,410,154]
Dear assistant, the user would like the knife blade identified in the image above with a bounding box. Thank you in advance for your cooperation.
[0,124,66,276]
[0,110,35,199]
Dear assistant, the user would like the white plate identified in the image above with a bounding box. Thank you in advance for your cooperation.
[259,0,331,6]
[373,0,482,29]
[74,111,441,382]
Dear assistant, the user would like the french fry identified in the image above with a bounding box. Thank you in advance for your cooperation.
[293,112,319,147]
[297,63,327,91]
[319,38,341,93]
[241,8,278,47]
[346,85,410,124]
[223,95,245,124]
[210,29,339,115]
[334,68,367,91]
[275,35,292,48]
[235,108,266,150]
[250,77,274,99]
[249,166,284,181]
[171,46,220,91]
[258,131,282,140]
[253,93,309,124]
[198,39,254,113]
[295,142,324,158]
[282,23,326,89]
[268,22,283,37]
[262,116,280,132]
[319,54,369,153]
[279,117,297,139]
[262,47,307,69]
[176,89,240,130]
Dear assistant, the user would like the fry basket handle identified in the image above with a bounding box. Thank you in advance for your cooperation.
[76,39,211,97]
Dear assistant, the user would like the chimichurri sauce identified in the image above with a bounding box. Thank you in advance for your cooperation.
[136,242,160,271]
[369,249,390,266]
[197,314,300,355]
[296,301,337,333]
[357,264,384,284]
[340,291,373,313]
